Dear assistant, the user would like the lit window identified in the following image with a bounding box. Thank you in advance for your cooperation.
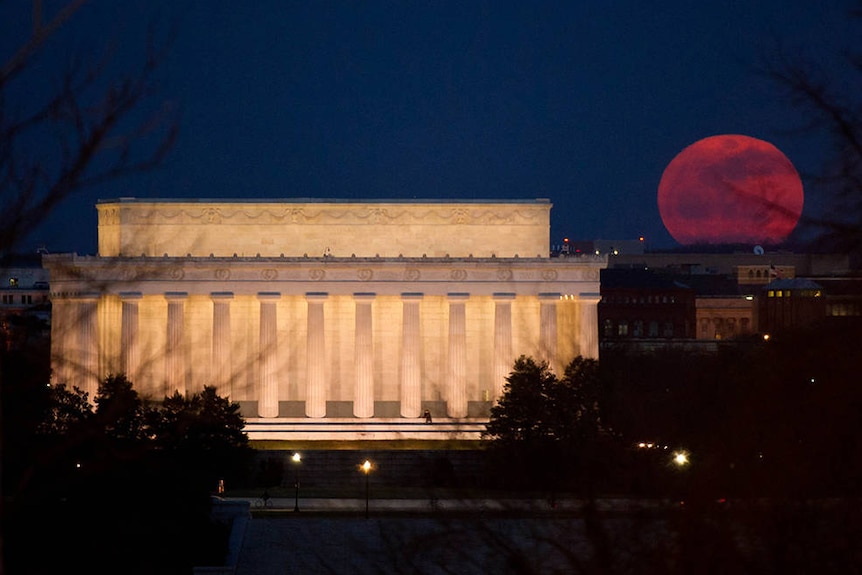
[768,290,774,297]
[617,321,629,337]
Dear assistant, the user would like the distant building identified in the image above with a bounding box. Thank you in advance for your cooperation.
[759,278,827,333]
[598,268,697,354]
[598,249,860,354]
[0,254,50,351]
[553,238,646,258]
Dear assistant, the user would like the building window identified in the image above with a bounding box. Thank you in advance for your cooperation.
[21,294,32,305]
[1,295,12,305]
[603,319,613,337]
[663,322,674,337]
[648,321,659,337]
[617,321,629,337]
[633,320,643,337]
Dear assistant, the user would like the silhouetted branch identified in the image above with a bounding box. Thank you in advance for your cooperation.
[0,1,178,254]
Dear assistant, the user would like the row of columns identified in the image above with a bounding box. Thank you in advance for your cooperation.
[60,290,598,419]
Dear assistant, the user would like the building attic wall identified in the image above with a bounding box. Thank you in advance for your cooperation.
[97,198,552,259]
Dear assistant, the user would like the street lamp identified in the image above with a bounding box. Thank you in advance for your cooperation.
[292,452,301,512]
[360,459,373,519]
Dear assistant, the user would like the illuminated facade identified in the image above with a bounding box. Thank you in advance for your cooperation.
[45,198,605,441]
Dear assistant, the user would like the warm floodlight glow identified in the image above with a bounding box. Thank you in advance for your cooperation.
[763,333,771,341]
[673,452,689,466]
[292,452,301,463]
[361,460,372,473]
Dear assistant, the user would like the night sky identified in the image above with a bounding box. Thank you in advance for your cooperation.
[4,1,859,255]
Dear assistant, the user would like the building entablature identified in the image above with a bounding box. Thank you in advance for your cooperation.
[43,253,605,298]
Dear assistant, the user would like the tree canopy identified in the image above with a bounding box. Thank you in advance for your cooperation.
[3,372,252,574]
[483,355,609,492]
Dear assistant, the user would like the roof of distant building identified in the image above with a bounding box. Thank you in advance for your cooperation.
[765,278,822,290]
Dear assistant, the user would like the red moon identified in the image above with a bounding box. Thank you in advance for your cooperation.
[657,134,804,245]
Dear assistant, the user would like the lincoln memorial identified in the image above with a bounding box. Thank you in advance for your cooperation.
[44,198,605,441]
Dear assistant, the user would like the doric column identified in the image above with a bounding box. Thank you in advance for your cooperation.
[74,293,101,398]
[211,292,233,396]
[305,292,328,418]
[353,293,376,418]
[539,293,560,371]
[257,292,280,418]
[400,293,423,418]
[120,292,142,384]
[493,293,516,401]
[447,293,469,418]
[578,292,601,359]
[165,292,188,396]
[49,295,71,386]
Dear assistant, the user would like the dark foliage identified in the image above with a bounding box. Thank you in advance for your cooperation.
[2,372,252,574]
[484,355,617,493]
[601,317,862,500]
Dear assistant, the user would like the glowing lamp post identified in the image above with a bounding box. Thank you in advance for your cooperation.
[672,451,689,467]
[360,460,373,519]
[292,452,302,512]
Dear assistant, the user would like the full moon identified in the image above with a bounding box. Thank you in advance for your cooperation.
[657,134,804,245]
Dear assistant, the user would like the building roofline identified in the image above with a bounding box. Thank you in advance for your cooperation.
[97,197,552,206]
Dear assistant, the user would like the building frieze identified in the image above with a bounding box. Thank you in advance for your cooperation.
[100,202,549,227]
[44,254,604,293]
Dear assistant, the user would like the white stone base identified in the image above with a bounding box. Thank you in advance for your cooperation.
[244,418,487,441]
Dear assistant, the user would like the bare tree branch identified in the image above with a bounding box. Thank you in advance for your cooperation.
[758,3,862,255]
[0,1,179,255]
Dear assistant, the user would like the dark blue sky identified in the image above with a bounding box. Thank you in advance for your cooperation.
[6,1,859,254]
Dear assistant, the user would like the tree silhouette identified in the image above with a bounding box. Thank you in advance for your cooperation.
[3,373,250,574]
[484,355,609,493]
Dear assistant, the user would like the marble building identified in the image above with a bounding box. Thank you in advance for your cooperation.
[44,198,605,440]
